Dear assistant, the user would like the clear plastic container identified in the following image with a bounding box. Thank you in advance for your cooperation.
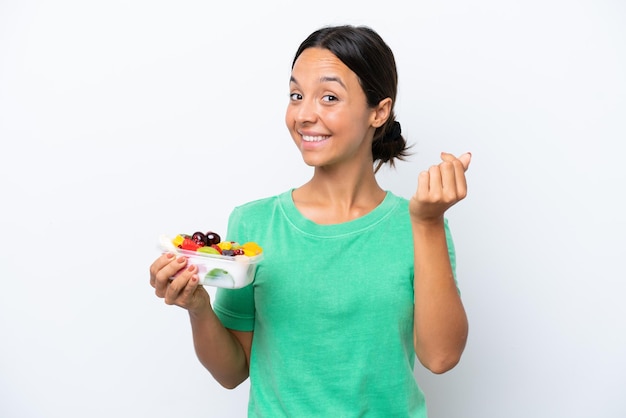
[158,235,262,289]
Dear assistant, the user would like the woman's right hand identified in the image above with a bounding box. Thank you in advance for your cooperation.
[149,253,211,314]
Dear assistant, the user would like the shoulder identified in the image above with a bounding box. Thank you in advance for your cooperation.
[384,191,410,214]
[226,191,291,241]
[232,192,285,214]
[228,190,291,223]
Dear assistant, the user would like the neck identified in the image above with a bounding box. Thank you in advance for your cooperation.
[292,161,386,224]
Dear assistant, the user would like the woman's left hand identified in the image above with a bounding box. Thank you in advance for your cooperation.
[409,152,471,224]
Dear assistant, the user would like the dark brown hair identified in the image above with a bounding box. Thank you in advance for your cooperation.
[292,25,411,171]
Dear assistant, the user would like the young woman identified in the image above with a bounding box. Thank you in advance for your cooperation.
[150,24,470,417]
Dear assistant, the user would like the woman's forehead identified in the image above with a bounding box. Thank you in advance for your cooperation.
[290,48,356,86]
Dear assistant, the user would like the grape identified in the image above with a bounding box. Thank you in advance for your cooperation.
[191,231,208,246]
[205,231,221,246]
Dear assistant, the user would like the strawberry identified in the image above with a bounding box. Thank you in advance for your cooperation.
[180,238,201,251]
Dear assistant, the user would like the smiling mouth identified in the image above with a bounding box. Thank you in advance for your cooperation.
[301,135,330,142]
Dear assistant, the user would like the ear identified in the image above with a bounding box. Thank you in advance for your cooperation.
[371,97,392,128]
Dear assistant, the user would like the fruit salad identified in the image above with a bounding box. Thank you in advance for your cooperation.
[171,231,263,258]
[158,230,263,289]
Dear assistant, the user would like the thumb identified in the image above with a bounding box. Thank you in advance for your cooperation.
[458,152,471,171]
[440,151,472,171]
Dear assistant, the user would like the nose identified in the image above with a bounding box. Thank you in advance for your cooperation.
[293,97,318,124]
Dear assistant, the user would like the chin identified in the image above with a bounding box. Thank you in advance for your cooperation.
[301,157,320,168]
[299,155,326,168]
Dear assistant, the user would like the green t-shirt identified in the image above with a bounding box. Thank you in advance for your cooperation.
[214,190,457,417]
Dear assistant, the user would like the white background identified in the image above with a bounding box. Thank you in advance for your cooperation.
[1,0,625,417]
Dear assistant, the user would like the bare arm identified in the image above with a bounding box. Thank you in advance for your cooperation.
[150,253,252,388]
[410,152,471,374]
[189,308,252,389]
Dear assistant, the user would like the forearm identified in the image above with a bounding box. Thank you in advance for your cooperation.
[189,308,250,389]
[412,218,468,374]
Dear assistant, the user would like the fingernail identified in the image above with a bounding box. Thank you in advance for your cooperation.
[177,256,186,263]
[187,265,196,273]
[166,253,175,259]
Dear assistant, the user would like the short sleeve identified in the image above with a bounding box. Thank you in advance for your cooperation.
[213,285,255,331]
[212,206,256,331]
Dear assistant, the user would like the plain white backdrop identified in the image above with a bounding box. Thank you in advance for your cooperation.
[1,0,625,417]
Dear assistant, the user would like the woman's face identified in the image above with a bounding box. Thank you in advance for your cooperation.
[285,47,380,169]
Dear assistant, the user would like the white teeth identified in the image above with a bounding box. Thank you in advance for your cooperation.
[302,135,329,142]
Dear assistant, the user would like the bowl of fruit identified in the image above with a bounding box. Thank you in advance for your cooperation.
[159,230,263,289]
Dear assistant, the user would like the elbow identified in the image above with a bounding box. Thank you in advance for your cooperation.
[214,373,248,390]
[220,380,244,390]
[414,324,468,374]
[421,353,462,374]
[204,363,249,390]
[415,337,467,374]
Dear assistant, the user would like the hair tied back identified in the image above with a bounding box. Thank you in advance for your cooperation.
[382,121,402,143]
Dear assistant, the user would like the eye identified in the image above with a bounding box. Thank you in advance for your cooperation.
[290,93,302,101]
[322,94,338,102]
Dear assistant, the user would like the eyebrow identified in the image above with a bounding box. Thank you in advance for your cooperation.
[289,75,347,90]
